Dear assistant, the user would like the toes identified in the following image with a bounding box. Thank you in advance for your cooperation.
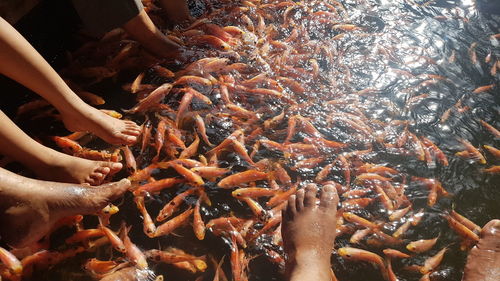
[99,178,131,202]
[481,219,500,238]
[303,183,318,208]
[96,166,111,175]
[123,134,138,144]
[90,172,105,183]
[124,125,141,135]
[111,130,138,145]
[124,128,141,136]
[296,188,305,211]
[285,195,297,218]
[101,162,123,173]
[85,176,98,185]
[319,184,339,210]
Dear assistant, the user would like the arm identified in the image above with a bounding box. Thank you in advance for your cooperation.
[0,17,86,114]
[122,9,182,60]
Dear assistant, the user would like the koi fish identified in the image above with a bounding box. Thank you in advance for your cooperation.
[232,187,277,199]
[338,247,388,279]
[125,83,173,113]
[218,170,268,188]
[483,145,500,159]
[121,226,148,269]
[97,225,125,253]
[383,249,410,259]
[157,188,198,221]
[420,247,447,274]
[133,178,184,196]
[406,237,439,253]
[0,247,22,275]
[134,196,156,237]
[193,199,206,240]
[154,208,194,237]
[480,120,500,139]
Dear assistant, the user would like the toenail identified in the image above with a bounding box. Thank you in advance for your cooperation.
[112,163,123,169]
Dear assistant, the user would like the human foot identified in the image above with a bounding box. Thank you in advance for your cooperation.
[60,103,140,145]
[462,219,500,281]
[282,183,339,281]
[0,169,130,248]
[99,267,154,281]
[32,150,123,185]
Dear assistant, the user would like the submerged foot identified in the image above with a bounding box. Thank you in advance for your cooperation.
[282,183,339,281]
[32,149,123,185]
[463,219,500,281]
[61,104,141,145]
[0,175,130,248]
[99,267,154,281]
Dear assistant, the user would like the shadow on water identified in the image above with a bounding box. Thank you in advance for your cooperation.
[1,0,499,281]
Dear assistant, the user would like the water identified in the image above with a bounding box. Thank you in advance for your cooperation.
[14,0,500,281]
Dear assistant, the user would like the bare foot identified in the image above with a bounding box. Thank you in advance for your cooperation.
[282,183,339,281]
[0,168,130,248]
[60,104,141,145]
[462,219,500,281]
[31,149,123,185]
[99,267,154,281]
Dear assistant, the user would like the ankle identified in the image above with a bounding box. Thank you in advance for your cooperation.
[286,248,331,276]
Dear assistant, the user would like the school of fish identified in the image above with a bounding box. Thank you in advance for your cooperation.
[2,0,499,281]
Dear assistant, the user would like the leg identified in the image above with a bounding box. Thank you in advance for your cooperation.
[462,219,500,281]
[0,17,141,145]
[0,110,122,185]
[122,9,182,60]
[0,167,130,248]
[158,0,192,25]
[282,183,339,281]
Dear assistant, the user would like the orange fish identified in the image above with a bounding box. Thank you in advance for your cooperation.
[420,247,447,274]
[133,178,184,196]
[193,199,206,240]
[406,237,439,253]
[218,170,268,188]
[157,188,198,221]
[154,208,194,237]
[338,247,387,279]
[0,247,22,275]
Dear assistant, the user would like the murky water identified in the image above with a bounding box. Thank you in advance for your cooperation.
[15,0,500,281]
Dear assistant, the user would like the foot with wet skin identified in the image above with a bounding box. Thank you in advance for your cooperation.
[282,183,339,281]
[32,151,124,185]
[0,167,130,248]
[0,110,123,185]
[60,104,141,145]
[462,219,500,281]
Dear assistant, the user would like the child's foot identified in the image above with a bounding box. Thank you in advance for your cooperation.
[463,219,500,281]
[32,149,123,185]
[60,104,140,145]
[0,173,130,248]
[282,183,339,281]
